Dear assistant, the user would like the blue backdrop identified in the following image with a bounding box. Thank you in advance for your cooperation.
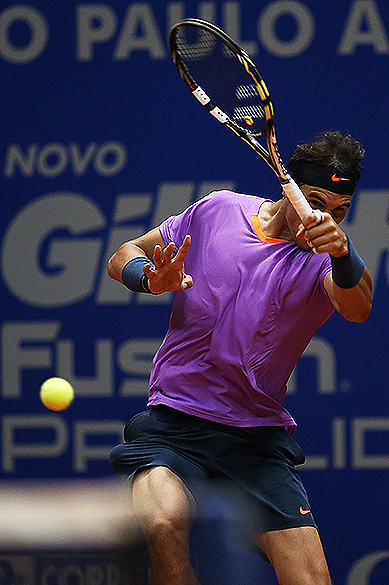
[1,1,389,583]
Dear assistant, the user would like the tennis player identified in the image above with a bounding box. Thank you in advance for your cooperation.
[109,131,372,585]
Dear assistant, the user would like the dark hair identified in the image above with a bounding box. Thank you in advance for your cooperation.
[288,131,365,179]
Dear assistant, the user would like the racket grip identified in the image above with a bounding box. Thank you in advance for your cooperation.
[282,178,323,224]
[282,178,311,219]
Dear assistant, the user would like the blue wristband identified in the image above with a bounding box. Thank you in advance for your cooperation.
[330,237,365,289]
[121,257,155,293]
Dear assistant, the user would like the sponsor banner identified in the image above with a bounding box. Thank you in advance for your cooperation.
[0,552,148,585]
[1,1,389,583]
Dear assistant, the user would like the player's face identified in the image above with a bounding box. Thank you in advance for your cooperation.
[287,185,352,250]
[301,185,352,224]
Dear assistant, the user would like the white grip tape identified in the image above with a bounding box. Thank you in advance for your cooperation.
[193,86,211,105]
[192,87,229,124]
[210,106,228,123]
[282,179,312,220]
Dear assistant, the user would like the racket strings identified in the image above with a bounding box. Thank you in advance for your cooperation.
[173,26,267,136]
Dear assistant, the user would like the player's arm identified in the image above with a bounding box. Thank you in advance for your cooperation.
[324,266,372,322]
[108,227,193,294]
[107,227,164,282]
[302,214,373,322]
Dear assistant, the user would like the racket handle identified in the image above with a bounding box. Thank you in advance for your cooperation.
[282,178,323,224]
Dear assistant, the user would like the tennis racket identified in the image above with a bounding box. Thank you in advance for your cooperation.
[169,19,323,224]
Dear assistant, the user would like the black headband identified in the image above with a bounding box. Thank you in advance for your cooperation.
[288,161,359,196]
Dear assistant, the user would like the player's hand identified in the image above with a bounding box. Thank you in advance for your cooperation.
[296,213,348,257]
[142,234,193,294]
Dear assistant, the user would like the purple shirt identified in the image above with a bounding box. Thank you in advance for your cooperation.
[148,191,334,433]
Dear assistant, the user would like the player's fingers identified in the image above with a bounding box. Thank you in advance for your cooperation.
[182,234,192,248]
[304,217,334,247]
[181,273,193,289]
[307,225,345,254]
[143,262,156,277]
[296,223,306,238]
[175,235,192,262]
[160,242,176,265]
[303,209,326,230]
[153,245,163,265]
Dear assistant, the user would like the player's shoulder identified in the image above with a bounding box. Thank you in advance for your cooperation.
[203,189,265,209]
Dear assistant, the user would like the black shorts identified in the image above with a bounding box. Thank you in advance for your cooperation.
[110,406,316,561]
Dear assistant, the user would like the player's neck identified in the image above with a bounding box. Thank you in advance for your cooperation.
[259,199,293,240]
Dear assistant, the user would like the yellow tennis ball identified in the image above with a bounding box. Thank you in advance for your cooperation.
[40,377,74,411]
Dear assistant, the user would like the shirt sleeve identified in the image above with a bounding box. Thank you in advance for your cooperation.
[159,191,232,247]
[159,208,191,247]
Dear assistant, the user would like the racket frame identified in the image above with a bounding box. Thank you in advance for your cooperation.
[169,18,319,222]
